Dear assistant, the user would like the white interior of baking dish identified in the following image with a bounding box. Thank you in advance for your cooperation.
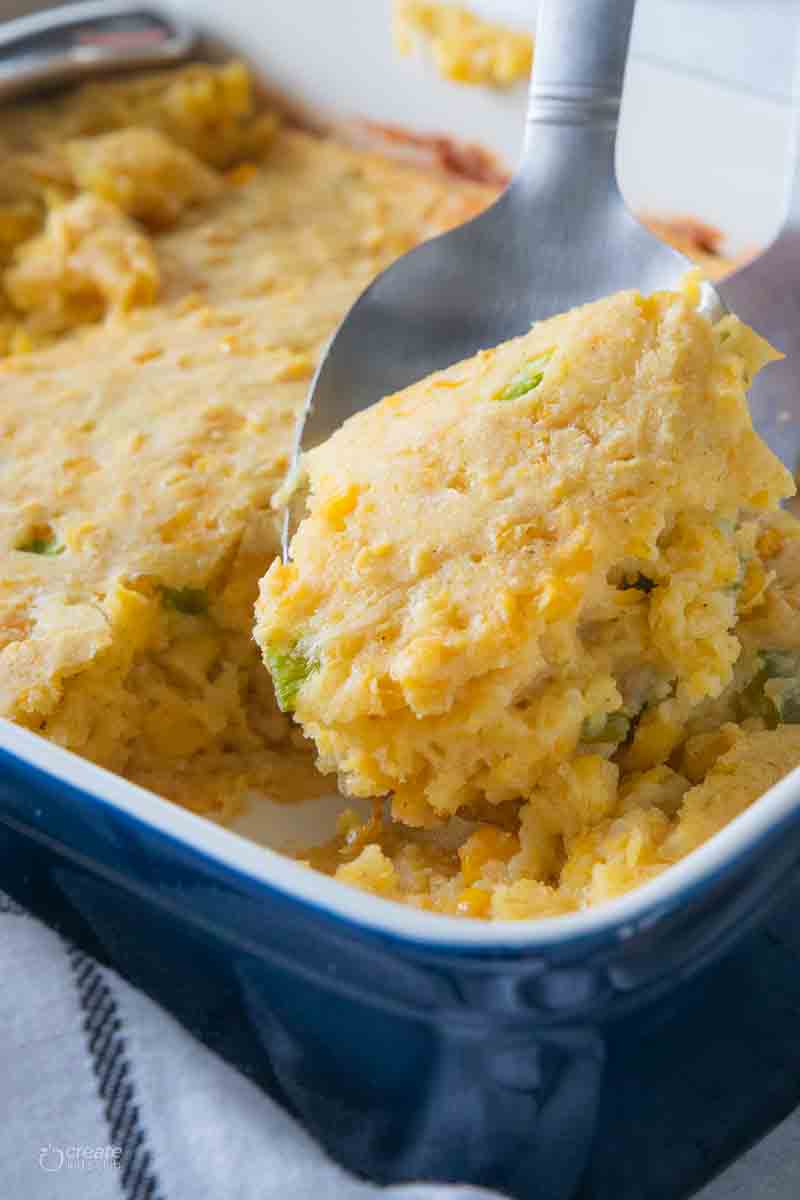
[2,0,799,941]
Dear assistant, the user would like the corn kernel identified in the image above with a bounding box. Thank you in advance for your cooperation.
[681,725,741,784]
[623,708,683,772]
[757,527,784,559]
[273,353,314,382]
[321,484,361,532]
[226,162,258,186]
[9,325,39,355]
[354,542,393,573]
[132,346,164,364]
[456,887,491,918]
[536,573,581,622]
[559,533,594,574]
[615,588,644,608]
[158,507,193,542]
[739,559,769,611]
[459,825,519,885]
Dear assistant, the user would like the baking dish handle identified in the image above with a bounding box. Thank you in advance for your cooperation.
[0,1,195,101]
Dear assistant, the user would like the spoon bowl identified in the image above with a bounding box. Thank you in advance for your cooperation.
[286,0,800,556]
[296,148,721,444]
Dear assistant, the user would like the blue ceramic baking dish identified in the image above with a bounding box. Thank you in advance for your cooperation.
[3,3,800,1197]
[4,716,800,1200]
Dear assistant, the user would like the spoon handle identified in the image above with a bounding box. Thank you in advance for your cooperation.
[526,0,636,134]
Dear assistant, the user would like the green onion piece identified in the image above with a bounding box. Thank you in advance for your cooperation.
[762,651,800,725]
[620,573,655,594]
[777,690,800,724]
[16,535,64,556]
[161,586,208,616]
[264,642,314,713]
[760,650,800,679]
[494,350,553,402]
[738,664,775,726]
[581,712,631,745]
[739,650,800,727]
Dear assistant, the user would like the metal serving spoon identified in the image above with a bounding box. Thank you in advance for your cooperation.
[0,1,194,101]
[287,0,800,552]
[716,92,800,475]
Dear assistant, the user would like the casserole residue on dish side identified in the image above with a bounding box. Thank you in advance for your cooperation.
[1,61,796,918]
[393,0,534,88]
[258,281,800,918]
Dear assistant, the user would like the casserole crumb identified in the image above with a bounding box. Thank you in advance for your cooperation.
[393,0,534,88]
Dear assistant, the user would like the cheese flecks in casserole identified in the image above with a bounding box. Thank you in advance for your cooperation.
[257,286,800,916]
[0,63,493,820]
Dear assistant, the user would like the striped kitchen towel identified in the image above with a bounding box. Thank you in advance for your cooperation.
[2,890,798,1200]
[0,893,501,1200]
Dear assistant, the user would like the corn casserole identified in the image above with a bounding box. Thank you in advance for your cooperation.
[1,61,796,920]
[0,61,494,820]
